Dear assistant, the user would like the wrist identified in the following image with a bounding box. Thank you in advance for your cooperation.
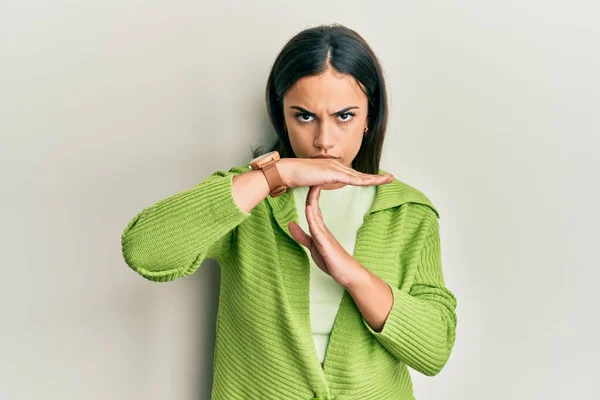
[250,168,272,197]
[249,151,287,197]
[341,260,370,291]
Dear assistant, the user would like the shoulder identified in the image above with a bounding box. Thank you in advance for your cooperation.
[377,167,440,220]
[397,179,439,219]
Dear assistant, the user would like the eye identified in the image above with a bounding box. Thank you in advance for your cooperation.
[295,113,314,123]
[338,112,355,123]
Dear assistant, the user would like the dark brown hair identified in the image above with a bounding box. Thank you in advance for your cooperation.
[251,23,389,174]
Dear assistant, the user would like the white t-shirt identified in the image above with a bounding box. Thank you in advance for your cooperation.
[292,183,376,363]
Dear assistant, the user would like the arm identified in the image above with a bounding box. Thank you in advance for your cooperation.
[352,213,458,376]
[121,165,270,282]
[345,267,393,334]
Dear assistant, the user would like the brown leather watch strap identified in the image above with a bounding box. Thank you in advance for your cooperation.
[262,161,286,197]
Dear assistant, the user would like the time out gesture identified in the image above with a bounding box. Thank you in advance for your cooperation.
[278,158,394,288]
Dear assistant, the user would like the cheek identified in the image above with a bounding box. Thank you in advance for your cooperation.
[287,130,312,157]
[343,129,365,156]
[344,125,365,145]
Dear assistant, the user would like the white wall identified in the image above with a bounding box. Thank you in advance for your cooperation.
[1,1,598,399]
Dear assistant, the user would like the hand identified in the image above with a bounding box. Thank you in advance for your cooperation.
[288,184,366,287]
[278,158,393,189]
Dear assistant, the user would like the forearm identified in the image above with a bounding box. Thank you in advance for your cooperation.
[344,263,394,333]
[345,262,456,375]
[232,168,271,213]
[232,159,293,213]
[122,169,252,280]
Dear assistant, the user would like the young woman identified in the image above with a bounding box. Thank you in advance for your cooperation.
[121,23,458,400]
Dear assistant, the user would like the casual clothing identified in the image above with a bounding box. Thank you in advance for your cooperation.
[121,164,458,400]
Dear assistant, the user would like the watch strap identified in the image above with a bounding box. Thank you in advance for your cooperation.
[261,160,286,197]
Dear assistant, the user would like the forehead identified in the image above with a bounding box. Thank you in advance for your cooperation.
[284,68,367,107]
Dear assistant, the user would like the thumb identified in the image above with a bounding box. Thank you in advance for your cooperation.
[288,221,312,248]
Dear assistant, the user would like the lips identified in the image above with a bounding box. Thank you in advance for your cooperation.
[313,155,338,159]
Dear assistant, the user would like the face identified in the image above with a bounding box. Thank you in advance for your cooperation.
[282,67,369,171]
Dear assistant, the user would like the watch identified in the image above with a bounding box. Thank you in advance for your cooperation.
[249,150,287,197]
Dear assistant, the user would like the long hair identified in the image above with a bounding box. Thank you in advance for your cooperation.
[251,23,389,175]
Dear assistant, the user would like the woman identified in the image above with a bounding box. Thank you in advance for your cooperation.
[121,23,457,400]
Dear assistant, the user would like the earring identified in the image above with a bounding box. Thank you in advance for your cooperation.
[283,126,288,132]
[364,126,369,135]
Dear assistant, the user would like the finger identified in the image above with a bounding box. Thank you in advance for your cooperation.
[306,185,326,225]
[288,221,312,248]
[319,159,391,187]
[345,172,393,186]
[318,159,361,185]
[327,167,392,187]
[330,163,362,182]
[330,160,391,182]
[326,159,394,183]
[306,185,321,211]
[306,205,326,247]
[333,162,362,177]
[307,186,327,232]
[312,201,327,233]
[312,187,328,232]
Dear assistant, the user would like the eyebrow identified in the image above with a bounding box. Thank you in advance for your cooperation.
[289,105,360,117]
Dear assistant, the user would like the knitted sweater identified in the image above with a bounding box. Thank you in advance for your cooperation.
[291,184,376,364]
[121,164,458,400]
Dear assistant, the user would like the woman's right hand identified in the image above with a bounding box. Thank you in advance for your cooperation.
[277,158,394,189]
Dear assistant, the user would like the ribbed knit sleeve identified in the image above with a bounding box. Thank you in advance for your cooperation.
[121,166,252,282]
[362,215,458,376]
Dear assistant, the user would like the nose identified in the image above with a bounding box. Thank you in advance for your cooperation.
[313,120,335,151]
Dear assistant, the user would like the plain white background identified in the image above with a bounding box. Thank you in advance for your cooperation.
[1,1,598,399]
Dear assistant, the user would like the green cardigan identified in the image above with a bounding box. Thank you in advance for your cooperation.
[121,164,458,400]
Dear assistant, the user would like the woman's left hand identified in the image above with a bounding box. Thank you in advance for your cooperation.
[288,185,365,287]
